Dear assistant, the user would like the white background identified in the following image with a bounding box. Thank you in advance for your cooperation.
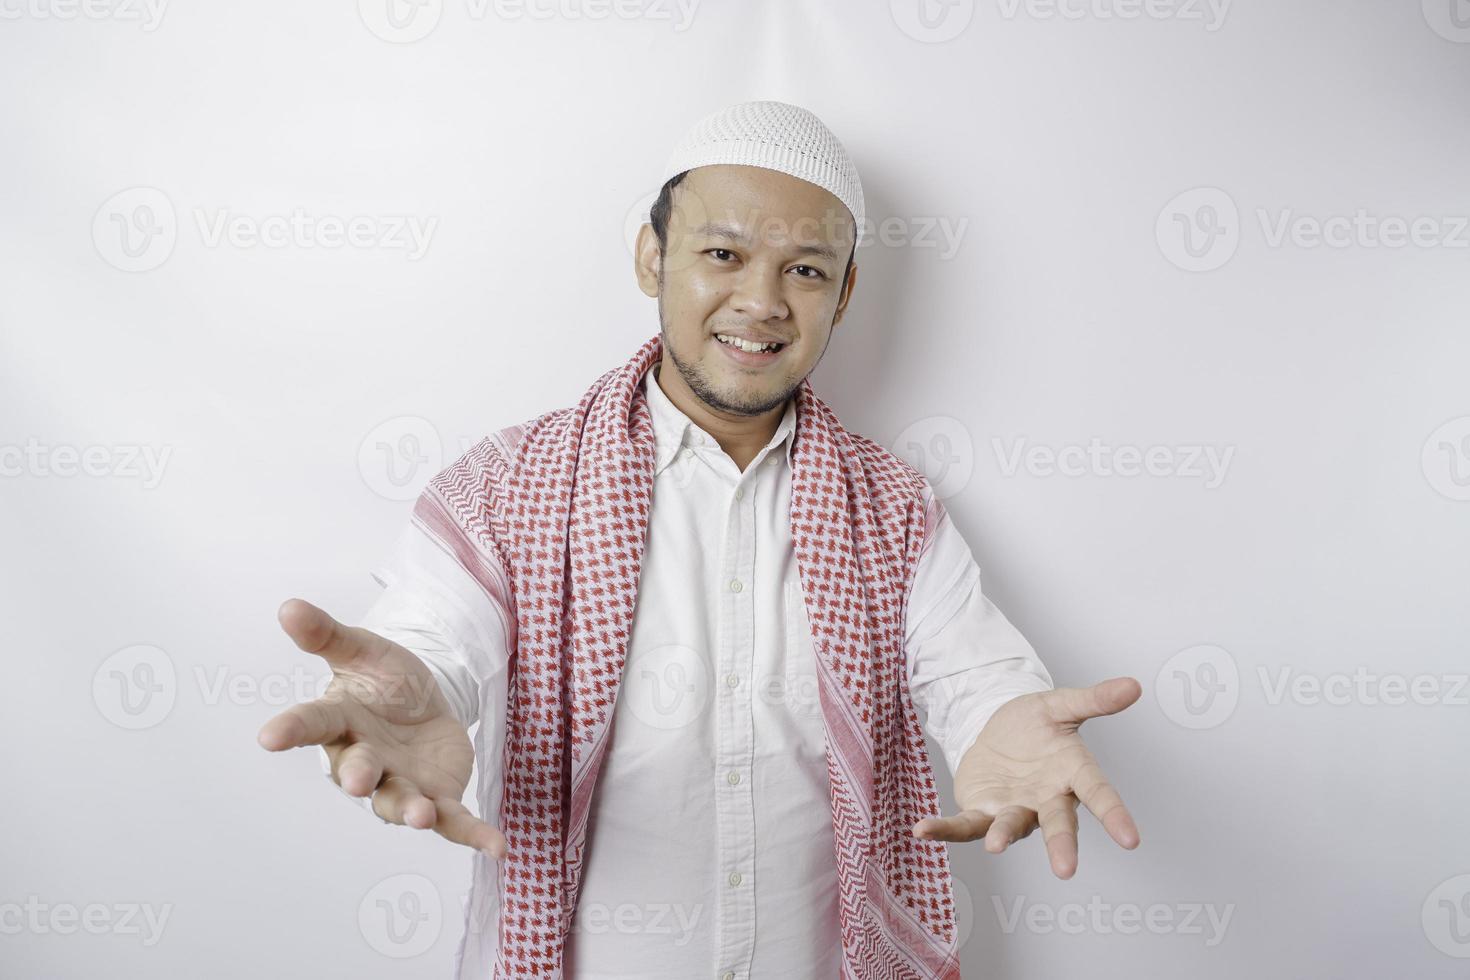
[2,0,1468,976]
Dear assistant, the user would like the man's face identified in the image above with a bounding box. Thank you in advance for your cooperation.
[635,164,858,418]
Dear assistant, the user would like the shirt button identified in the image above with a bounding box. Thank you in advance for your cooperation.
[722,973,735,980]
[725,673,739,687]
[729,579,743,593]
[728,871,742,886]
[726,770,740,785]
[767,454,779,466]
[734,487,744,500]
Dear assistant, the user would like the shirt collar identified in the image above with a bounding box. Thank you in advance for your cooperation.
[644,364,797,476]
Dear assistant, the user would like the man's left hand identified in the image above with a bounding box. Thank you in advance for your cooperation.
[911,676,1142,879]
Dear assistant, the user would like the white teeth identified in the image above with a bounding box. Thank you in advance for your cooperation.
[716,333,781,354]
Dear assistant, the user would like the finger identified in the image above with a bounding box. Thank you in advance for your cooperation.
[1072,758,1141,850]
[256,696,351,751]
[277,597,385,669]
[1038,793,1080,879]
[430,796,509,860]
[371,775,437,829]
[332,742,385,798]
[1044,677,1142,726]
[912,809,992,843]
[983,807,1037,854]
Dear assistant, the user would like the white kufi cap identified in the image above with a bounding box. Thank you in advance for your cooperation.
[660,100,866,248]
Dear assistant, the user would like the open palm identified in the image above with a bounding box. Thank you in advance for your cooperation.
[912,677,1141,878]
[256,598,505,859]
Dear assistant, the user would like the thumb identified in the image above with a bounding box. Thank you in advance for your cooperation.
[1046,676,1142,725]
[277,598,369,669]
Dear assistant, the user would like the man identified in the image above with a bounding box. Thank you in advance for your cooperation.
[257,100,1141,979]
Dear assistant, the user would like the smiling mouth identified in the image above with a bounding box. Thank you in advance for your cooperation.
[713,333,786,355]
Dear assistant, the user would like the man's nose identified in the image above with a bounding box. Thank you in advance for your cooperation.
[729,263,790,321]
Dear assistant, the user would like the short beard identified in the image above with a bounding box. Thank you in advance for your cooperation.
[657,304,802,418]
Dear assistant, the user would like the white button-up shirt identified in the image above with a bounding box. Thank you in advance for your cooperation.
[327,364,1053,978]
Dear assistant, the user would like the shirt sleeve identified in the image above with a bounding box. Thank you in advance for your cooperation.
[905,484,1054,781]
[318,513,515,814]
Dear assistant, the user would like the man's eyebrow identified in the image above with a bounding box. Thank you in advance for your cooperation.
[692,222,840,262]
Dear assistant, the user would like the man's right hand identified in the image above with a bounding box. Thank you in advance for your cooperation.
[256,598,506,859]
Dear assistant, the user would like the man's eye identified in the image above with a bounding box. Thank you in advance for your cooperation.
[708,249,736,261]
[792,265,825,279]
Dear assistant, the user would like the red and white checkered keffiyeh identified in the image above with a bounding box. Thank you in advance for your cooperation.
[418,332,961,978]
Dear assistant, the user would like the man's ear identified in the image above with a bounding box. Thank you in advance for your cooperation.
[832,262,858,327]
[633,224,662,298]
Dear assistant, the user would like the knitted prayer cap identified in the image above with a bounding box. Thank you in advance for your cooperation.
[660,100,866,248]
